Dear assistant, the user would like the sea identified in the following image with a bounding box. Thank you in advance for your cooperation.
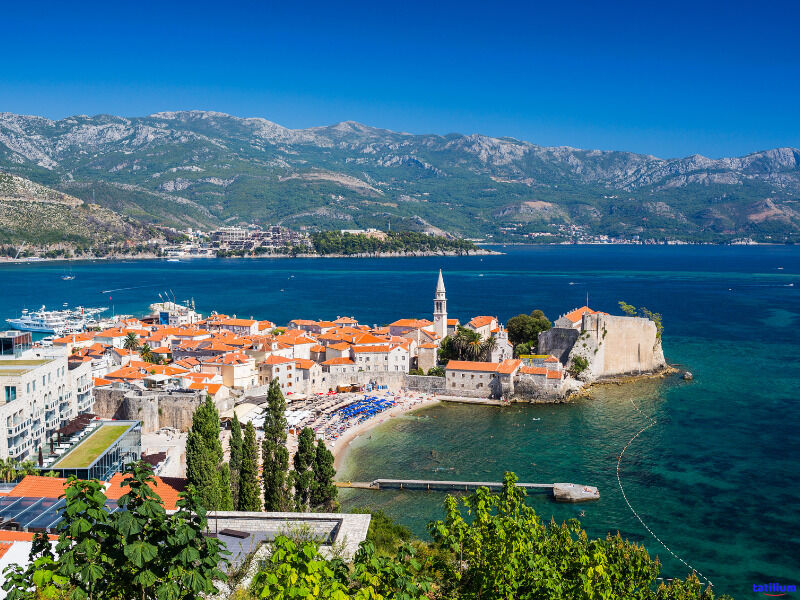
[1,245,798,595]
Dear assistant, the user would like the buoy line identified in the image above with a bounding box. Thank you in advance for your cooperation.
[616,397,713,587]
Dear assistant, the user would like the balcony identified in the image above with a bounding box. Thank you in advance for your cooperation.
[6,420,30,436]
[8,438,30,458]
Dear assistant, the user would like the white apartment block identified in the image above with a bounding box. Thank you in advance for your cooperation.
[0,332,95,461]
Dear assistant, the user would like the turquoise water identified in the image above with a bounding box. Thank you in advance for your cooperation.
[1,246,798,594]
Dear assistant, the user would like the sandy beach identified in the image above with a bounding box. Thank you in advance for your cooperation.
[330,393,440,470]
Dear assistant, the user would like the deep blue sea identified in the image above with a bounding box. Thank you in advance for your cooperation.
[1,246,798,595]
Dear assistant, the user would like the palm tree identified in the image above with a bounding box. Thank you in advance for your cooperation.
[123,332,140,351]
[140,343,154,363]
[0,459,14,483]
[18,460,38,478]
[452,327,481,360]
[480,336,497,361]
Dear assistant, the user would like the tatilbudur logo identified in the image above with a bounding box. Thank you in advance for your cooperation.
[753,583,796,596]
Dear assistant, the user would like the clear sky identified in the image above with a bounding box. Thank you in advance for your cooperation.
[1,0,798,158]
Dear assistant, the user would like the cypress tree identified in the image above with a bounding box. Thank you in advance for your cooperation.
[262,379,291,510]
[291,427,316,511]
[238,421,261,511]
[229,413,243,507]
[186,396,234,510]
[311,437,338,511]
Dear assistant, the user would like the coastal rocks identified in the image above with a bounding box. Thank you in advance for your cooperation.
[683,371,694,381]
[553,483,600,502]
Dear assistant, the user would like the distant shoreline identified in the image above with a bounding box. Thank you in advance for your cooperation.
[0,247,500,264]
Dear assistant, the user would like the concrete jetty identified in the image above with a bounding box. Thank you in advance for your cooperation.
[335,479,600,502]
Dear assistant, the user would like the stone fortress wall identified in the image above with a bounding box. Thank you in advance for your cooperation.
[93,388,210,433]
[569,313,666,382]
[538,328,579,364]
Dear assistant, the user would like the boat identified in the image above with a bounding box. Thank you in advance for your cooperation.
[5,305,108,335]
[6,307,69,334]
[61,274,75,281]
[166,258,180,262]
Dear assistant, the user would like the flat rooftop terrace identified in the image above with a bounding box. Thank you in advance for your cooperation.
[52,424,132,469]
[0,359,50,376]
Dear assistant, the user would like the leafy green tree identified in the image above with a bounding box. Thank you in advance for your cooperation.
[512,341,533,357]
[262,379,291,511]
[506,309,552,351]
[428,472,700,600]
[250,536,350,599]
[291,427,316,511]
[426,366,445,377]
[186,396,233,510]
[408,368,425,375]
[229,413,243,507]
[618,302,664,338]
[349,508,413,556]
[352,542,432,600]
[2,462,229,600]
[640,307,664,339]
[54,477,112,599]
[311,438,338,511]
[1,532,61,600]
[568,355,590,377]
[238,421,261,511]
[111,461,167,598]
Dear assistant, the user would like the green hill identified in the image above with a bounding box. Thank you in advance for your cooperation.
[1,111,798,242]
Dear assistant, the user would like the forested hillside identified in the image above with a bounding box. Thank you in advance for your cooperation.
[1,111,799,242]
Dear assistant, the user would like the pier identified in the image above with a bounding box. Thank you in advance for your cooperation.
[335,479,600,502]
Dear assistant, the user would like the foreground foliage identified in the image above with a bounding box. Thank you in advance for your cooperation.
[2,462,227,600]
[3,467,729,600]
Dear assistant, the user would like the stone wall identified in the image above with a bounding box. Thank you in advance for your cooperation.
[512,374,567,401]
[569,314,666,382]
[323,371,408,392]
[93,387,209,433]
[405,375,446,393]
[538,328,579,364]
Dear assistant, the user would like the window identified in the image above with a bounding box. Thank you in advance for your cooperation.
[4,386,16,403]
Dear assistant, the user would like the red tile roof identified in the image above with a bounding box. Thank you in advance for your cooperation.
[8,475,70,498]
[546,370,563,379]
[188,382,223,395]
[468,315,496,329]
[561,306,608,323]
[262,355,293,365]
[520,366,547,375]
[294,359,317,370]
[351,344,391,354]
[496,359,522,374]
[445,360,499,373]
[106,473,186,510]
[321,357,355,366]
[389,318,432,328]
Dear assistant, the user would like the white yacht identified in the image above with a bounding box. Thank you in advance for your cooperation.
[6,307,69,334]
[6,305,109,335]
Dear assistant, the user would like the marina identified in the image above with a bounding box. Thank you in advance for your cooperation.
[5,305,108,335]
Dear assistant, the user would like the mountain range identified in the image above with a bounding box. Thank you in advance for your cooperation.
[1,110,799,243]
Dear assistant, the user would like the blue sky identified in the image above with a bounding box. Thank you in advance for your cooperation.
[1,0,798,158]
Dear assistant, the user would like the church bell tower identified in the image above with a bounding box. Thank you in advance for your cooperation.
[433,269,447,339]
